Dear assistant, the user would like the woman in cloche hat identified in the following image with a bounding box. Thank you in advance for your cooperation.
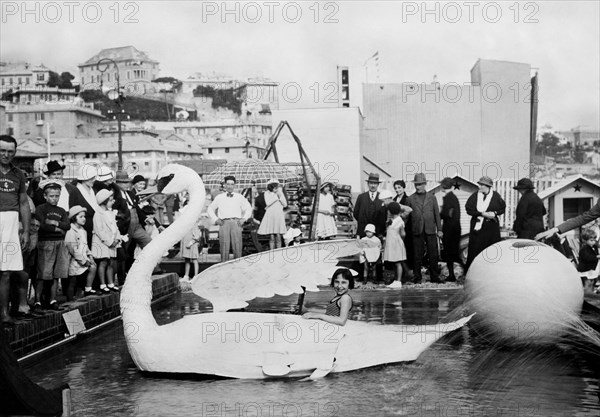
[512,178,546,239]
[257,179,288,250]
[465,176,506,270]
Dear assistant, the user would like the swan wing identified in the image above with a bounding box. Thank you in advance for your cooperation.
[190,239,373,311]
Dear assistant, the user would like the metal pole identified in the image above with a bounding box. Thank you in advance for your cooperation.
[116,67,123,172]
[97,58,123,172]
[46,122,51,159]
[117,111,123,171]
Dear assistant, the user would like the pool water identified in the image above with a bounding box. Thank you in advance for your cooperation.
[23,290,600,417]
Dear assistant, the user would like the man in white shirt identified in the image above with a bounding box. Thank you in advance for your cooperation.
[208,176,252,262]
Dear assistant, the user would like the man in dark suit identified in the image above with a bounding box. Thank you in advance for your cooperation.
[353,173,387,238]
[114,172,152,278]
[406,173,442,283]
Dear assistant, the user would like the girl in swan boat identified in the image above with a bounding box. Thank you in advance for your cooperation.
[303,268,354,326]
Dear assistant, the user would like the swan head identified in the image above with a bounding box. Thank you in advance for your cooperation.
[156,164,204,195]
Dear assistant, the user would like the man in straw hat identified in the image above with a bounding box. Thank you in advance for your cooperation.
[353,173,387,238]
[512,177,546,239]
[406,173,442,283]
[465,175,506,270]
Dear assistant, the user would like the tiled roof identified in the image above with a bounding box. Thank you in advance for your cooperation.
[81,46,158,66]
[201,138,264,148]
[0,62,49,74]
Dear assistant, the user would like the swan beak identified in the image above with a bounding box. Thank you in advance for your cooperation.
[157,174,175,193]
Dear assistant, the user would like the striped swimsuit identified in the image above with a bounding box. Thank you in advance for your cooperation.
[325,295,353,317]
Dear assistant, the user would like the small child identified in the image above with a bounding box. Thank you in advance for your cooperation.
[180,218,205,281]
[577,228,599,294]
[383,202,406,289]
[359,224,382,288]
[65,206,99,299]
[303,268,354,326]
[92,189,122,294]
[284,226,303,247]
[288,228,303,246]
[35,182,70,311]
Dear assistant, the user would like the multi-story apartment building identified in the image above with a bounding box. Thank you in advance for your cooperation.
[3,101,104,139]
[78,46,160,94]
[0,62,51,91]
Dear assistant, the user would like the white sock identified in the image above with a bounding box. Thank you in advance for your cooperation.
[85,287,92,291]
[100,284,107,289]
[107,284,115,288]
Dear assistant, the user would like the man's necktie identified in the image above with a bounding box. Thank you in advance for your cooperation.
[227,193,233,198]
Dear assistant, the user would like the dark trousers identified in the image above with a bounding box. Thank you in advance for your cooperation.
[124,209,153,276]
[412,233,440,281]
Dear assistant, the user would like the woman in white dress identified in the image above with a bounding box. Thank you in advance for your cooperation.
[316,182,338,240]
[258,179,287,250]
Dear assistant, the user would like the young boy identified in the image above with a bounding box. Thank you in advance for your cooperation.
[359,224,382,288]
[577,228,600,294]
[35,182,69,310]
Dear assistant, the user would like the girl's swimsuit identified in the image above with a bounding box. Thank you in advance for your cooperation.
[325,294,353,317]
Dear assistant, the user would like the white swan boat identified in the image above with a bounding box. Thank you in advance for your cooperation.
[120,164,472,379]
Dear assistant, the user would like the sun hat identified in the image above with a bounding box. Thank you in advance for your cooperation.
[440,177,455,189]
[95,188,114,205]
[320,181,333,190]
[97,166,114,182]
[364,224,376,233]
[290,228,302,239]
[132,174,146,185]
[513,178,534,190]
[477,176,494,187]
[266,178,280,186]
[366,173,381,183]
[69,205,86,219]
[43,160,65,175]
[77,165,97,181]
[412,173,427,184]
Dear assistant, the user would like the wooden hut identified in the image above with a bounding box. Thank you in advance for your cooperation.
[538,175,600,240]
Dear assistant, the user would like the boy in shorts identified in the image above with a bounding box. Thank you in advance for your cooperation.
[34,182,69,310]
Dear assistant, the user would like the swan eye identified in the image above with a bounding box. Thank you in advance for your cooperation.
[157,173,175,193]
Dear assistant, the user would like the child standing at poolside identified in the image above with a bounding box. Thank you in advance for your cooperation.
[65,206,98,299]
[577,228,600,294]
[181,218,205,281]
[35,182,69,311]
[384,202,406,289]
[359,224,381,288]
[92,189,121,294]
[303,268,354,326]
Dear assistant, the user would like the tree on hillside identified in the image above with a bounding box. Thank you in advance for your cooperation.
[193,85,243,114]
[47,71,75,89]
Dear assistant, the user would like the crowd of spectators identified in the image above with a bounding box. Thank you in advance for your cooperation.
[3,130,596,325]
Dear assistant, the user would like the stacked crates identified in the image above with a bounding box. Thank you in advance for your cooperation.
[334,184,356,238]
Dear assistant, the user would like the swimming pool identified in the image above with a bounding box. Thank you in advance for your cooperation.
[23,289,600,417]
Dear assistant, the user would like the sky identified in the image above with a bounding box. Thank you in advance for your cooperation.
[1,0,599,131]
